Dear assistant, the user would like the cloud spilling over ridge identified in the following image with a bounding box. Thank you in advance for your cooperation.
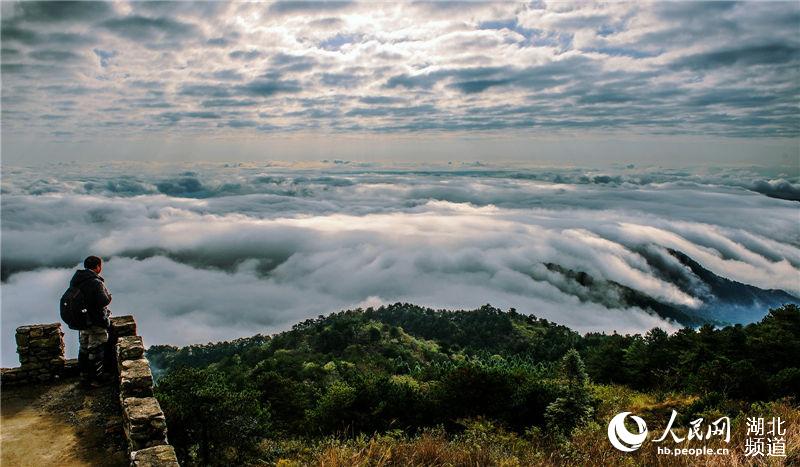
[1,163,798,366]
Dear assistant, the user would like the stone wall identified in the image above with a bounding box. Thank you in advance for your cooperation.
[110,316,179,465]
[0,323,78,385]
[1,318,180,467]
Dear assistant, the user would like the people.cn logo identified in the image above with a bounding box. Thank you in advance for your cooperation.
[608,412,648,452]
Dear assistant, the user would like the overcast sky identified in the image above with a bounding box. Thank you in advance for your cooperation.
[1,1,799,164]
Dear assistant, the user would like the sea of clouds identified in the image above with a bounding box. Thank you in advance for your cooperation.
[1,161,798,366]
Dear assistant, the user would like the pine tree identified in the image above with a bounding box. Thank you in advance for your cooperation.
[544,349,594,435]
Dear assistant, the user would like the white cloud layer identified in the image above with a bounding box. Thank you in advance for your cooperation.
[1,162,798,366]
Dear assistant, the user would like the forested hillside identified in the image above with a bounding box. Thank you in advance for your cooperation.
[148,304,800,466]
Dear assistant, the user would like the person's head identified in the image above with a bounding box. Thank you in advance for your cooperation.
[84,255,102,274]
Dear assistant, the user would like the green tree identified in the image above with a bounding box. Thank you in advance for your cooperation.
[156,367,270,466]
[545,349,594,435]
[306,380,357,433]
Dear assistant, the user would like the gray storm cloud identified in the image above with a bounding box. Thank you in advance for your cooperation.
[1,163,798,366]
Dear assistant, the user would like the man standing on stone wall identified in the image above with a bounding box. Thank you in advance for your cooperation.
[69,255,113,387]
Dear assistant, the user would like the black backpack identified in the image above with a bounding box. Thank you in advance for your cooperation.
[60,284,91,330]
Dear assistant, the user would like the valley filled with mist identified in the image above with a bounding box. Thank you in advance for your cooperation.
[2,161,797,366]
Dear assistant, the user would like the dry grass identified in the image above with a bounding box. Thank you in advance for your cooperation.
[265,393,799,467]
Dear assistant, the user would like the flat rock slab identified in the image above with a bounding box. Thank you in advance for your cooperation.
[122,396,165,425]
[122,396,168,452]
[117,336,145,362]
[17,323,62,335]
[130,445,180,466]
[110,316,137,338]
[119,359,154,398]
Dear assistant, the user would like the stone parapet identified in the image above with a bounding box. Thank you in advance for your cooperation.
[112,317,180,466]
[1,323,67,385]
[1,316,180,466]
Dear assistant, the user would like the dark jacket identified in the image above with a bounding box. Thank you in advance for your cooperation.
[70,269,112,327]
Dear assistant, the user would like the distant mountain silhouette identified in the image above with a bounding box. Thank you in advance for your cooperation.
[545,249,798,327]
[666,249,798,323]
